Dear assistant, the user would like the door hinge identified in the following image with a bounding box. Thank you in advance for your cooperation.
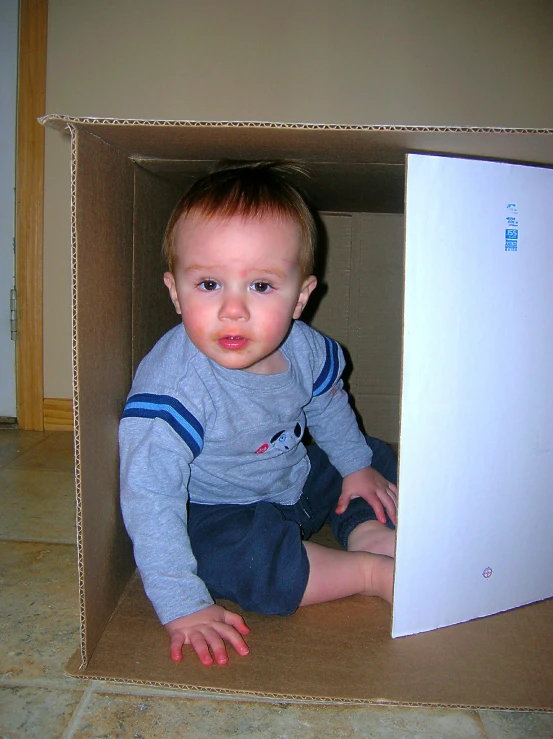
[10,288,17,340]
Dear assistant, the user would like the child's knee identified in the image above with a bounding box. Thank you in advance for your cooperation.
[347,519,396,557]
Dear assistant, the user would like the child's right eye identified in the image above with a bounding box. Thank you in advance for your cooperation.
[198,280,219,291]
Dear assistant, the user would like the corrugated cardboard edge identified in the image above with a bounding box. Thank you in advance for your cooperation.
[64,649,398,706]
[67,121,88,669]
[40,114,553,136]
[64,649,553,712]
[66,120,137,669]
[392,155,410,618]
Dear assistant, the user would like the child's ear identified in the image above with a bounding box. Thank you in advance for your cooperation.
[293,275,317,319]
[163,272,182,315]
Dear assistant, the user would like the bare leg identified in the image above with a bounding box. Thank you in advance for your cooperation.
[300,541,394,606]
[347,520,396,557]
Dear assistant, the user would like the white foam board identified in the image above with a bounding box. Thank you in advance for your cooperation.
[392,153,553,637]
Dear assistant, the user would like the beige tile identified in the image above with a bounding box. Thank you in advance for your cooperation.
[71,692,487,739]
[0,469,76,543]
[0,430,53,469]
[480,709,553,738]
[6,431,75,473]
[0,685,83,739]
[0,541,81,682]
[343,705,488,738]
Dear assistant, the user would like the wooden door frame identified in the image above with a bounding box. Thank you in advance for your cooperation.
[15,0,48,430]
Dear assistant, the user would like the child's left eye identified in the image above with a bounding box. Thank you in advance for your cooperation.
[251,281,272,293]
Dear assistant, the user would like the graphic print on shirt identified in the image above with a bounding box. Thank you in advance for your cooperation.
[252,335,340,456]
[254,422,303,455]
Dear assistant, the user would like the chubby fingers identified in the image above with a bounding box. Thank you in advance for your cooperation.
[220,619,250,659]
[335,490,357,515]
[367,473,398,523]
[374,482,398,525]
[386,481,398,504]
[224,609,251,636]
[336,481,398,525]
[190,627,229,666]
[169,631,186,662]
[192,622,250,665]
[382,490,397,525]
[361,492,389,525]
[170,619,250,666]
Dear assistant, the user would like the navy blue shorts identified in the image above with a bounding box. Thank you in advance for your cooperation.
[187,436,397,616]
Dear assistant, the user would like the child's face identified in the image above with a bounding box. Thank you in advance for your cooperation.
[164,213,317,374]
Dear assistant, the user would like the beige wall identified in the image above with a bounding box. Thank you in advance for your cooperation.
[44,0,553,397]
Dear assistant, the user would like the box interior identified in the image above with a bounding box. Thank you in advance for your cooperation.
[44,117,553,708]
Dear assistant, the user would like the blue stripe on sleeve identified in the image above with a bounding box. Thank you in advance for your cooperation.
[121,393,204,458]
[312,336,340,397]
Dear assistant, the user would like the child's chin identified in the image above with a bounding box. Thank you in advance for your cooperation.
[212,353,256,371]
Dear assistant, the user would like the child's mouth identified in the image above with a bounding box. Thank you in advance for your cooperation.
[218,336,249,350]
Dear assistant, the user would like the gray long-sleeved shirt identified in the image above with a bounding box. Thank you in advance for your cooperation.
[119,320,372,624]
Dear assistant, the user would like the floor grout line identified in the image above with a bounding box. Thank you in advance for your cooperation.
[474,710,492,739]
[0,432,57,470]
[60,680,97,739]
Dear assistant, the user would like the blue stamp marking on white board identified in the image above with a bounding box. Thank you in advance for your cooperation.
[505,204,519,251]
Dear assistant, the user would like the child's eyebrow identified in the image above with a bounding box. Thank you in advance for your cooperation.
[183,264,217,274]
[253,267,288,280]
[184,264,289,280]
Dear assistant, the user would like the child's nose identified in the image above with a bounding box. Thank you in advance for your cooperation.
[219,292,249,321]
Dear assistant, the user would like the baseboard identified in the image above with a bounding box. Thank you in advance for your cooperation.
[43,397,74,431]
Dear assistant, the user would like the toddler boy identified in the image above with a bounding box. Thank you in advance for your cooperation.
[119,161,398,667]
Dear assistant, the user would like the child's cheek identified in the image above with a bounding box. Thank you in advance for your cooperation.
[260,312,290,345]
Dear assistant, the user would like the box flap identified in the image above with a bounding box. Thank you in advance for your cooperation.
[41,115,553,167]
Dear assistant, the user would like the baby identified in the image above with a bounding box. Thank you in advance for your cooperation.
[119,161,397,666]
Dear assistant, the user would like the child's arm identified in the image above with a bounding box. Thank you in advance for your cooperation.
[302,328,398,524]
[165,604,250,666]
[335,466,398,525]
[120,414,253,666]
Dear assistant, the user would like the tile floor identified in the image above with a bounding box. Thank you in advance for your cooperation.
[1,429,552,738]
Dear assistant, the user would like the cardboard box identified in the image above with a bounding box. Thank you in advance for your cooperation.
[43,116,553,709]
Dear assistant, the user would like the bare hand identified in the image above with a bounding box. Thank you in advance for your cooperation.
[165,604,250,666]
[335,466,398,525]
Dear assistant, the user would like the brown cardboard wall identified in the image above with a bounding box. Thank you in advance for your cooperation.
[131,166,182,373]
[312,213,404,443]
[73,129,136,663]
[309,213,353,349]
[354,214,404,443]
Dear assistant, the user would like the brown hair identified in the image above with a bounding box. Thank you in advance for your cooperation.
[162,160,316,278]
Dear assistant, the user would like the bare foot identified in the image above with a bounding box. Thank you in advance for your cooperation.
[360,552,395,604]
[348,520,396,557]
